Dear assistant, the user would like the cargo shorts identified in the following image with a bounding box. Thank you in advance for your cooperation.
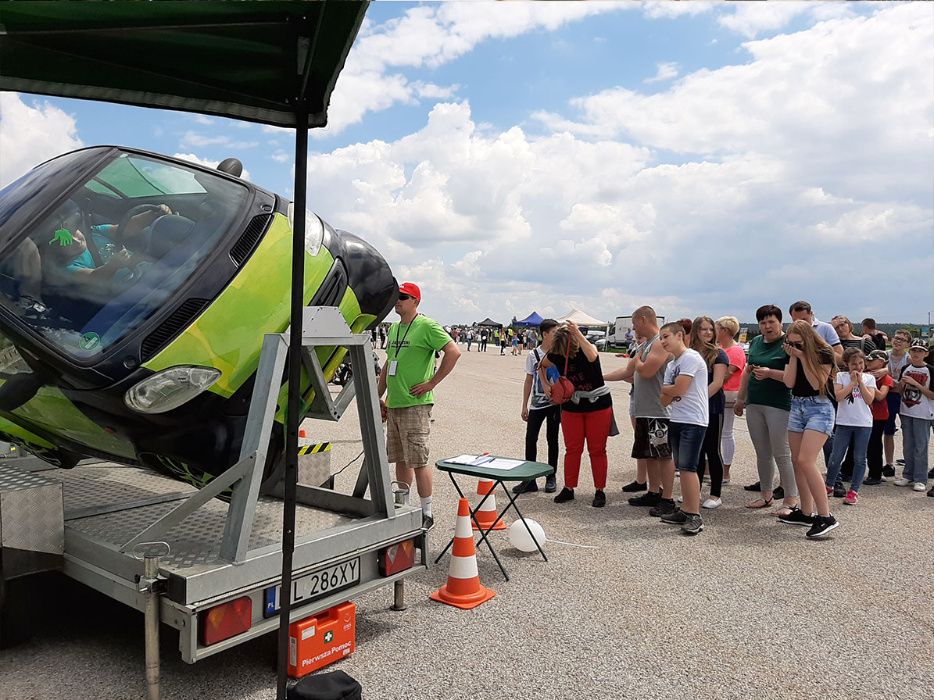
[386,404,433,467]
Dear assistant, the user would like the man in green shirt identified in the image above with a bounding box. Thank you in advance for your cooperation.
[377,282,460,529]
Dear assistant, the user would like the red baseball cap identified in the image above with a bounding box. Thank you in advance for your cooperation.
[398,282,421,301]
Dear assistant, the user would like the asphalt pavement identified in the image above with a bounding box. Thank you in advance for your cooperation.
[1,345,932,700]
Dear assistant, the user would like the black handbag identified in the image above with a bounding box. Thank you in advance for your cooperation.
[288,670,362,700]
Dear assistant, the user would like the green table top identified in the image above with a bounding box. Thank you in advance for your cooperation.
[435,456,554,481]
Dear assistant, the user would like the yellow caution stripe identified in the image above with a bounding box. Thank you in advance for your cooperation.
[298,442,331,456]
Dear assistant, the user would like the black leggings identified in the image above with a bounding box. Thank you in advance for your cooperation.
[696,413,725,497]
[526,405,561,470]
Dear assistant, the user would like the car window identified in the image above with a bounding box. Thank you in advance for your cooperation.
[0,152,248,362]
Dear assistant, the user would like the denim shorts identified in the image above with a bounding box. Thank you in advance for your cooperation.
[669,422,707,473]
[788,396,835,436]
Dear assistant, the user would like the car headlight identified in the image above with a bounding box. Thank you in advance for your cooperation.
[124,366,221,414]
[287,203,324,257]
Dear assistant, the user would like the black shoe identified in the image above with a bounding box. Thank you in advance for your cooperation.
[832,482,847,498]
[512,480,538,494]
[862,477,882,486]
[622,480,648,493]
[681,513,704,536]
[592,490,606,508]
[806,514,839,539]
[554,487,574,504]
[778,507,814,526]
[883,464,896,477]
[544,475,557,493]
[649,498,677,517]
[422,514,435,531]
[928,486,934,498]
[928,468,934,479]
[628,490,661,507]
[773,486,785,499]
[660,508,688,525]
[744,481,761,492]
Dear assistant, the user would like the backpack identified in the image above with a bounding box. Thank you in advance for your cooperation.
[550,345,575,405]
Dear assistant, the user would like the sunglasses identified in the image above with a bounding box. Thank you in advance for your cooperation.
[397,293,413,301]
[785,341,803,350]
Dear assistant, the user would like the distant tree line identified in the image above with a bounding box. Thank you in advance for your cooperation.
[740,322,924,346]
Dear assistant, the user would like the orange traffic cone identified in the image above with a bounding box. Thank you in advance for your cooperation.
[430,498,496,610]
[472,479,507,531]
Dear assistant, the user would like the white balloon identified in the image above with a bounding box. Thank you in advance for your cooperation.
[508,518,547,553]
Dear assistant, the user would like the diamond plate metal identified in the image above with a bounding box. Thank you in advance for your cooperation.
[67,495,350,575]
[55,465,198,513]
[0,465,64,554]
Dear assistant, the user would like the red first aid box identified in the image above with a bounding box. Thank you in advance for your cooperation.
[288,602,356,678]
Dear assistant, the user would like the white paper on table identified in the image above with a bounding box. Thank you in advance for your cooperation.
[447,454,479,465]
[482,458,525,470]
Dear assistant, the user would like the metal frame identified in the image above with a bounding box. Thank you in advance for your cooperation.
[120,306,399,563]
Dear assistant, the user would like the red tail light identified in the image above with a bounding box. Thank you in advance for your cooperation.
[200,596,252,646]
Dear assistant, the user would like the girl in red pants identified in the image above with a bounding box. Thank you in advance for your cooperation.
[540,320,614,507]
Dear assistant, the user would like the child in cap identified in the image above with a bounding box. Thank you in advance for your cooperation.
[863,349,893,485]
[893,339,934,493]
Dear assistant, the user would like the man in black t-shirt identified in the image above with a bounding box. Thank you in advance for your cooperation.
[860,318,888,354]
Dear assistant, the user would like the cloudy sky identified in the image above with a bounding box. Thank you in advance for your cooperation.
[1,1,932,325]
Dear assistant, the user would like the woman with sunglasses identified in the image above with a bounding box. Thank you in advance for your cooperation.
[780,320,839,538]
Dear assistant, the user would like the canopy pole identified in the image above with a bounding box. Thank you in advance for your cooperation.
[277,102,309,700]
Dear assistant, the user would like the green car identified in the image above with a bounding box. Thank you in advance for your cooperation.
[0,146,396,488]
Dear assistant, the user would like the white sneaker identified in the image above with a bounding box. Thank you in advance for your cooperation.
[913,482,927,492]
[702,497,722,509]
[894,478,913,487]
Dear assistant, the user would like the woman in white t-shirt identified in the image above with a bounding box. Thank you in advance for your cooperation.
[658,321,709,536]
[826,347,876,505]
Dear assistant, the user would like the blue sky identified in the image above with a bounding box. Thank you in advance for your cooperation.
[1,1,931,324]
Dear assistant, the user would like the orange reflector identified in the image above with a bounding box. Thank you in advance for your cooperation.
[378,538,416,577]
[199,596,252,646]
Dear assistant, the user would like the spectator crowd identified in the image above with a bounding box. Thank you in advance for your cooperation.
[507,302,933,539]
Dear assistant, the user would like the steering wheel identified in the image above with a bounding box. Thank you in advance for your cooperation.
[115,204,166,252]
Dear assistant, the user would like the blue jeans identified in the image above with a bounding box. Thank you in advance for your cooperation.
[670,422,707,473]
[901,415,931,483]
[826,424,871,492]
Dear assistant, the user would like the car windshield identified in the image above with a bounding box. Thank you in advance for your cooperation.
[0,152,249,361]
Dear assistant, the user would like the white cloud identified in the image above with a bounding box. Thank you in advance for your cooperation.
[718,1,855,39]
[306,5,932,323]
[322,2,641,137]
[533,4,934,200]
[180,130,259,150]
[644,62,680,84]
[0,93,83,187]
[172,153,252,182]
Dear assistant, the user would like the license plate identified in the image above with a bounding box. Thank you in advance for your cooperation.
[264,559,360,617]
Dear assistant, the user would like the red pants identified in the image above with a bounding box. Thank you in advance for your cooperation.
[561,407,612,490]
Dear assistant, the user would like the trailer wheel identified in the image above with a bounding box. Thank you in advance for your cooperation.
[0,576,34,649]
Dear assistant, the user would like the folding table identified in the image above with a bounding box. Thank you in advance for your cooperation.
[434,457,552,581]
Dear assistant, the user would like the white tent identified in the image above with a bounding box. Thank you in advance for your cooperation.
[557,308,611,328]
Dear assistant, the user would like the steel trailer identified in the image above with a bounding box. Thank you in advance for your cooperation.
[0,308,425,686]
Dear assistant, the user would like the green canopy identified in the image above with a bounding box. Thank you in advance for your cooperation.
[0,0,368,127]
[0,4,369,697]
